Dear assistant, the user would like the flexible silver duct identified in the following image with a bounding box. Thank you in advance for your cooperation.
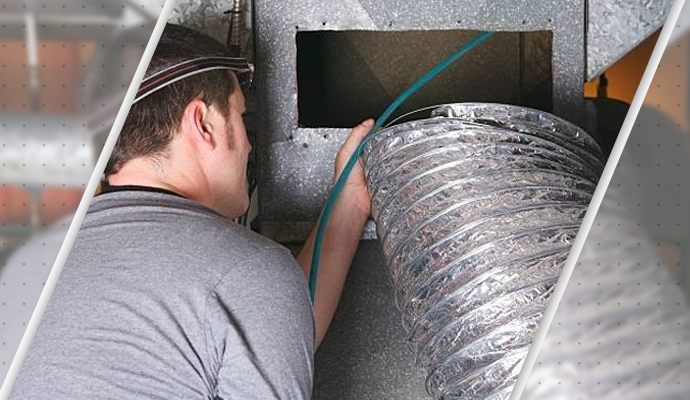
[361,103,605,399]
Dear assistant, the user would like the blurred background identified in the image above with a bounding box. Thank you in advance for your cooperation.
[0,0,164,382]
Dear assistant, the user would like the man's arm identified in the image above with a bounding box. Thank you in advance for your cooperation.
[297,119,374,348]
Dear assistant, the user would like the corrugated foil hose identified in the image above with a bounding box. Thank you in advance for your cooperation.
[361,103,606,400]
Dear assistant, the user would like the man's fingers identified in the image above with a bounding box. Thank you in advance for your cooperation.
[335,119,374,181]
[354,118,375,137]
[343,118,375,150]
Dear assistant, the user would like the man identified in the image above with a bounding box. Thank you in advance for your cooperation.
[10,23,372,399]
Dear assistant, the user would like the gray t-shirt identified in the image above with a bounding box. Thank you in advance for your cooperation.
[9,190,314,400]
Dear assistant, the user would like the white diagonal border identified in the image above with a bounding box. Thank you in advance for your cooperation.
[0,1,178,398]
[510,0,687,399]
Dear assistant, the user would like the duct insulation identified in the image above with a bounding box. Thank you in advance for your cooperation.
[361,103,605,399]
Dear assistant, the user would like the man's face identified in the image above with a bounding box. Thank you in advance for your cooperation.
[209,73,252,219]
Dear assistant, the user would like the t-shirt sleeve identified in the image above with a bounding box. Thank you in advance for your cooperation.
[205,247,314,400]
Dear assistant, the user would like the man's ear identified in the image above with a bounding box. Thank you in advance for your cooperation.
[181,99,218,150]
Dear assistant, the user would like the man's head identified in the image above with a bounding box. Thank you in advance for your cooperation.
[105,23,251,218]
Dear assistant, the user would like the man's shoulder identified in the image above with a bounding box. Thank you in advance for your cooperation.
[83,192,292,271]
[87,192,273,244]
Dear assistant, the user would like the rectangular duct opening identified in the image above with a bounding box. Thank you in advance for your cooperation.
[297,30,553,128]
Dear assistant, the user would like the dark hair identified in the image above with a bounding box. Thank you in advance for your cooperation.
[104,23,234,179]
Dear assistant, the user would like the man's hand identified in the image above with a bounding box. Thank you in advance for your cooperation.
[334,118,375,218]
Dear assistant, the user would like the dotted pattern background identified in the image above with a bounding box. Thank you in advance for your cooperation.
[522,10,690,400]
[0,0,164,384]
